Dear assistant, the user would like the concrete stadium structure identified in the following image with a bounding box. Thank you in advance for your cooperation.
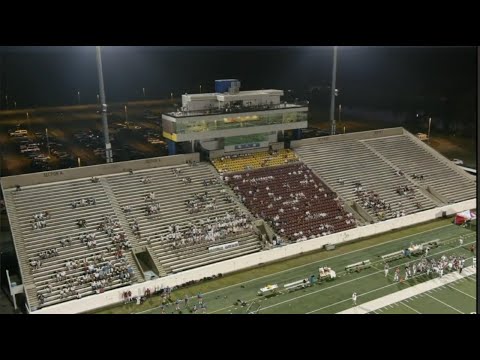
[1,105,476,314]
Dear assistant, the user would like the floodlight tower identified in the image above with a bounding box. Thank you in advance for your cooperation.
[95,46,113,163]
[330,46,338,135]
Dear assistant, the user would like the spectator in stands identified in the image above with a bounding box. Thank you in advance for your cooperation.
[15,184,21,191]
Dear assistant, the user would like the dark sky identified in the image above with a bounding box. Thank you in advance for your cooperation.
[0,46,476,109]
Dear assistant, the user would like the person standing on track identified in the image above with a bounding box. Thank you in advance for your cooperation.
[384,263,389,277]
[352,292,357,306]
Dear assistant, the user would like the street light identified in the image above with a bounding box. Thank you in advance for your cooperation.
[142,87,146,98]
[77,91,81,105]
[199,84,202,93]
[170,92,173,100]
[14,101,16,109]
[338,104,342,124]
[95,46,113,163]
[97,94,100,104]
[124,105,128,126]
[330,46,338,135]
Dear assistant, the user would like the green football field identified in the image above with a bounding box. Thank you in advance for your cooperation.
[370,274,476,314]
[93,218,477,314]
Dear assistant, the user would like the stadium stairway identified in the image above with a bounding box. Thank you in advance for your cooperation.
[105,163,262,275]
[361,140,445,207]
[295,139,438,222]
[4,179,142,310]
[100,178,145,281]
[364,134,476,204]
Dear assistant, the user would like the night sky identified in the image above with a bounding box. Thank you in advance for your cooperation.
[0,46,476,111]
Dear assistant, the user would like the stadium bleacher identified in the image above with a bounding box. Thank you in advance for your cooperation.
[224,162,357,242]
[295,137,439,221]
[364,134,476,204]
[211,149,298,173]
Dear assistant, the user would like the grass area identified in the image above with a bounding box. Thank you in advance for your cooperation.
[374,274,476,314]
[93,217,476,314]
[428,135,476,168]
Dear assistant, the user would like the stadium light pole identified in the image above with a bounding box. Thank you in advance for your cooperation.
[428,117,432,144]
[96,46,113,163]
[330,46,338,135]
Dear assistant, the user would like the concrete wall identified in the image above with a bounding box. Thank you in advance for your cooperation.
[32,198,476,314]
[291,127,404,148]
[0,154,200,189]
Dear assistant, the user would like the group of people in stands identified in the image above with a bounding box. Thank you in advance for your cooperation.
[225,163,356,242]
[71,197,96,208]
[31,210,50,230]
[157,209,253,250]
[185,191,218,214]
[396,185,415,198]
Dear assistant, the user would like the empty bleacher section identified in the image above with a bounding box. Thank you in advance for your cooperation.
[3,179,139,310]
[293,131,438,222]
[104,162,261,274]
[211,149,298,173]
[364,134,476,204]
[224,162,357,242]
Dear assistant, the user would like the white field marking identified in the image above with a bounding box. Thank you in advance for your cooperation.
[425,293,464,314]
[136,226,472,314]
[207,241,476,314]
[401,301,422,314]
[309,257,474,315]
[210,270,383,314]
[447,285,476,300]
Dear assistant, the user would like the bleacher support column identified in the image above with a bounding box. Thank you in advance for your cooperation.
[167,140,177,155]
[293,129,302,140]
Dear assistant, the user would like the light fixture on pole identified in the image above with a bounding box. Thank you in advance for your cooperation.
[170,92,173,100]
[77,91,81,105]
[428,117,432,143]
[142,87,146,98]
[95,46,113,163]
[124,105,128,126]
[199,84,202,93]
[330,46,338,135]
[97,94,100,104]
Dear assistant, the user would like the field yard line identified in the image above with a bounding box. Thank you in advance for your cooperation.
[337,263,474,314]
[190,223,454,293]
[425,294,464,314]
[305,281,399,314]
[136,226,469,314]
[401,302,422,314]
[210,270,382,314]
[447,285,476,300]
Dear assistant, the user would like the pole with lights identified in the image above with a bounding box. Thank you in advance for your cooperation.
[330,46,338,135]
[95,46,113,163]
